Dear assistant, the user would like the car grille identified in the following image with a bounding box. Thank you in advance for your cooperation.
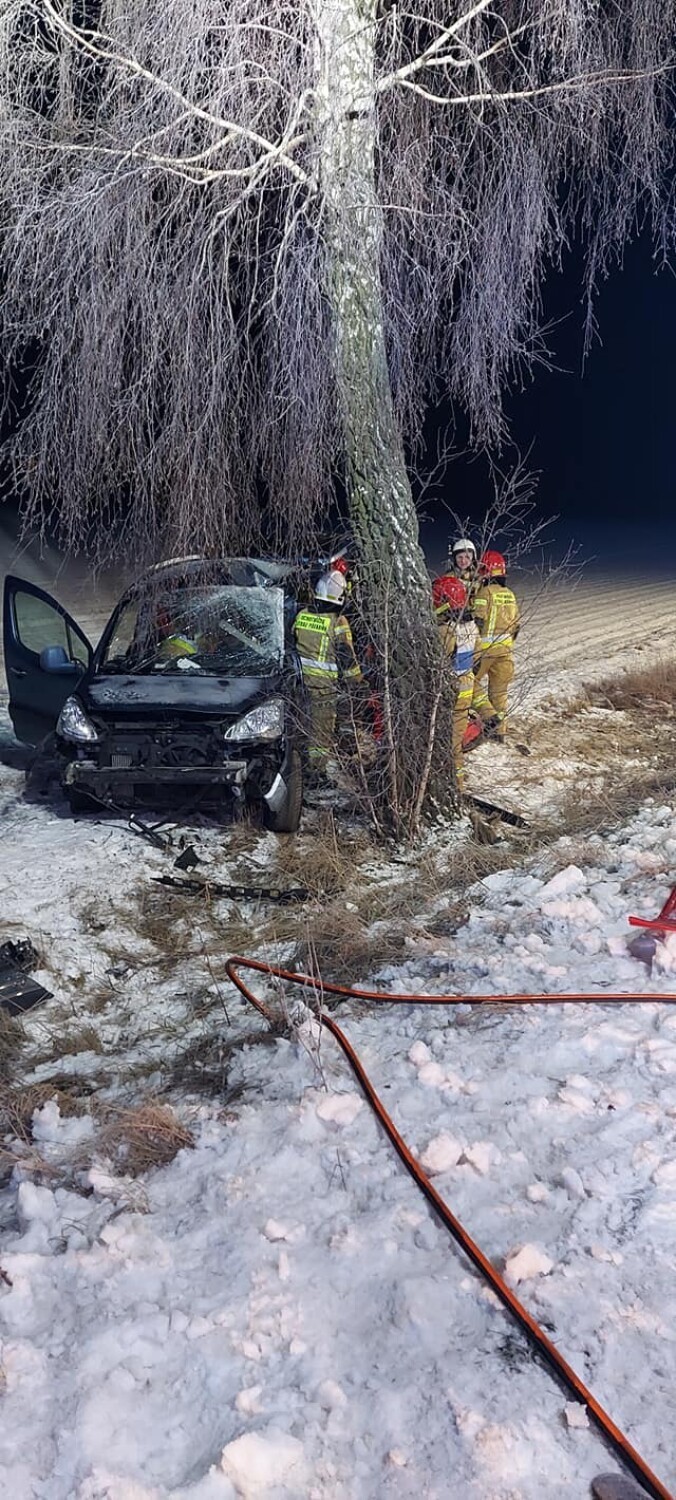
[102,730,226,769]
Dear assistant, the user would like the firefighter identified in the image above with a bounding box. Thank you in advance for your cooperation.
[432,573,477,793]
[448,538,478,596]
[471,550,520,741]
[293,560,363,776]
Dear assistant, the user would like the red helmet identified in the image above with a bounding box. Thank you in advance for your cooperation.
[332,556,349,576]
[479,549,506,578]
[433,574,468,614]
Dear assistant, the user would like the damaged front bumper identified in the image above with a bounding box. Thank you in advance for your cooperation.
[63,737,297,809]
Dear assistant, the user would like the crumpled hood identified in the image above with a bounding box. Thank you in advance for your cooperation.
[86,673,279,716]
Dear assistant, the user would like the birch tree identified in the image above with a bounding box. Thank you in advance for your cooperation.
[1,0,675,828]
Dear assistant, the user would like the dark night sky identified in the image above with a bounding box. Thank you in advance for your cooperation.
[420,230,676,559]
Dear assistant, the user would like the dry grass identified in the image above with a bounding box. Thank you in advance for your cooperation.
[170,1027,279,1096]
[96,1101,194,1176]
[274,811,371,897]
[37,1023,106,1061]
[0,1010,25,1083]
[2,1080,90,1143]
[295,903,408,985]
[554,767,676,838]
[585,659,676,713]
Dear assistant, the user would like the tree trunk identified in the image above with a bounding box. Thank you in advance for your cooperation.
[313,0,455,833]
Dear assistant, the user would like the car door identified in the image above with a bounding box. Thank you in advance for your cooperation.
[3,576,93,745]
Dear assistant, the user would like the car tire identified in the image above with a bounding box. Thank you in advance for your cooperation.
[263,748,303,834]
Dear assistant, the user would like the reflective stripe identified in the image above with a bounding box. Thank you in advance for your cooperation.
[300,657,338,674]
[479,635,513,649]
[455,686,473,705]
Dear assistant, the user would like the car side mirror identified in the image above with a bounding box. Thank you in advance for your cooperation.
[39,645,80,675]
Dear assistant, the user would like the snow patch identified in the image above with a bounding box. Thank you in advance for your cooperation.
[315,1093,363,1128]
[420,1133,463,1174]
[504,1244,554,1285]
[219,1430,307,1495]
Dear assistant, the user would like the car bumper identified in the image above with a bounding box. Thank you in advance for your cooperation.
[63,739,296,807]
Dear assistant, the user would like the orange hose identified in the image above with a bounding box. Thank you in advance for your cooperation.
[226,956,674,1500]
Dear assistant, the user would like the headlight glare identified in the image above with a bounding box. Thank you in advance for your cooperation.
[223,699,284,742]
[56,697,99,744]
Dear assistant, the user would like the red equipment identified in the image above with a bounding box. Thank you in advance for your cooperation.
[628,885,676,935]
[461,713,483,751]
[479,549,507,578]
[432,574,468,613]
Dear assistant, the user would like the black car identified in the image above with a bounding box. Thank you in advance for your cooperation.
[3,557,305,832]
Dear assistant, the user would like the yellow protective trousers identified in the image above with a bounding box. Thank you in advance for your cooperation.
[471,646,514,736]
[452,670,475,790]
[303,681,338,768]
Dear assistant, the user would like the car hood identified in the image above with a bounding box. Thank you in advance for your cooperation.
[86,673,281,715]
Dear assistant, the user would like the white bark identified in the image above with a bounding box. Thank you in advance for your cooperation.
[312,0,430,604]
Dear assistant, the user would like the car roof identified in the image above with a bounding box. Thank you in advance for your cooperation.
[134,556,297,589]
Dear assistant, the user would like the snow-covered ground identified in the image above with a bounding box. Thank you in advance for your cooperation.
[2,794,676,1499]
[2,530,676,1499]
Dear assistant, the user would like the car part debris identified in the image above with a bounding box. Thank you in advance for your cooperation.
[0,939,52,1015]
[466,795,529,828]
[81,787,173,850]
[174,844,201,871]
[153,874,310,904]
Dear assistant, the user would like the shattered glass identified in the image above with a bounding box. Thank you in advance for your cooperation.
[102,585,285,678]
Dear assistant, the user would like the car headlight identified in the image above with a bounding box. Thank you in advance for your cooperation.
[223,699,284,742]
[56,697,100,744]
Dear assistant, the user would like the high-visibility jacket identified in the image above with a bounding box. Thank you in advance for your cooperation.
[472,583,519,650]
[437,615,478,676]
[293,608,362,685]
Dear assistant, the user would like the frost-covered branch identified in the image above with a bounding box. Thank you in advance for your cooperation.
[0,0,674,563]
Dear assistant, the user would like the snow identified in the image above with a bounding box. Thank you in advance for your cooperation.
[2,652,676,1497]
[504,1244,554,1285]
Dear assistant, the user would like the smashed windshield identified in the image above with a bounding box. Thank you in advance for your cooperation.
[101,585,285,677]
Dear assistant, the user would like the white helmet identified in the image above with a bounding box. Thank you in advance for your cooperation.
[451,538,477,558]
[315,567,346,605]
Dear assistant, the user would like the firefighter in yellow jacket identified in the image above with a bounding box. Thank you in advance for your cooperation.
[471,550,520,740]
[433,573,478,792]
[293,561,362,774]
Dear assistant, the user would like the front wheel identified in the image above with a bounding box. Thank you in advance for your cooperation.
[262,748,303,834]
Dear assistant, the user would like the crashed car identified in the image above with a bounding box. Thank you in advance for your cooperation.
[3,557,305,832]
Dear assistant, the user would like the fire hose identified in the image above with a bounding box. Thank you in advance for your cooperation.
[225,955,675,1500]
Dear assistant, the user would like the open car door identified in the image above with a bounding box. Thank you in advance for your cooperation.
[3,576,93,745]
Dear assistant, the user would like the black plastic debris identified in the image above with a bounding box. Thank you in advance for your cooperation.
[0,939,52,1015]
[174,845,201,872]
[154,875,310,904]
[467,795,529,828]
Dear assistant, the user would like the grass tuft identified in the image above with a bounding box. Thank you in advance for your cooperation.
[96,1100,194,1176]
